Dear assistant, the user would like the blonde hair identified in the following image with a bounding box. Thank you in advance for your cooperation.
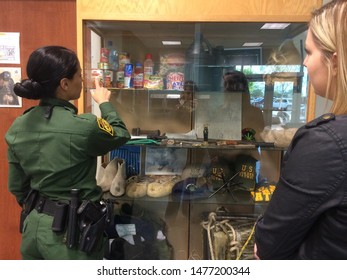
[268,39,302,65]
[309,0,347,115]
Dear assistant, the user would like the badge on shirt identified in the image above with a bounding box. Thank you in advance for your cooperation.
[97,118,114,136]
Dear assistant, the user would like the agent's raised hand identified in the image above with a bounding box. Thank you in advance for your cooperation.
[90,76,111,105]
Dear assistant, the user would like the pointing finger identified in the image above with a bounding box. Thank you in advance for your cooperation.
[95,76,100,89]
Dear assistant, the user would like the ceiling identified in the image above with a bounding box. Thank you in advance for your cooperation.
[88,20,308,51]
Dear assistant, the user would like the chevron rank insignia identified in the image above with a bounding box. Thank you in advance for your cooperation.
[97,118,114,136]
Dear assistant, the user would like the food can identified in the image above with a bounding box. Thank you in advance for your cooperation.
[100,48,109,63]
[124,63,133,88]
[90,69,104,88]
[97,62,110,70]
[104,70,114,88]
[116,70,124,88]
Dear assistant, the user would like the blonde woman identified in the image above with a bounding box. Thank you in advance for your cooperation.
[255,0,347,259]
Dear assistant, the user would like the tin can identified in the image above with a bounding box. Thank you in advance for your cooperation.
[124,63,133,88]
[116,70,124,88]
[97,62,110,70]
[100,48,109,63]
[104,70,114,88]
[90,69,104,88]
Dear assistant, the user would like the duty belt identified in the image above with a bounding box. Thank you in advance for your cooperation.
[34,195,67,216]
[27,191,109,254]
[33,194,70,233]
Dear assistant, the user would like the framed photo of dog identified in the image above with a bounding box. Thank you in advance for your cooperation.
[0,67,22,107]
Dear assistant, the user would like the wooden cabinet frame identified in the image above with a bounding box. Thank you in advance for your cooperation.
[76,0,322,121]
[76,0,323,260]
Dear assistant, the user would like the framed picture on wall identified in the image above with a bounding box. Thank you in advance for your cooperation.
[0,67,21,107]
[0,32,20,64]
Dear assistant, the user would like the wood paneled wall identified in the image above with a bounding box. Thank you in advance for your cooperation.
[0,0,77,260]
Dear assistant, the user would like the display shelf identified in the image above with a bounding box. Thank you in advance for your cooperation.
[103,188,270,206]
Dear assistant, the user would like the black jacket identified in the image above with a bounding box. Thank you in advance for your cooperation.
[255,113,347,259]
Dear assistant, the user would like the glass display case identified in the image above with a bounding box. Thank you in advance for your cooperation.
[77,0,322,260]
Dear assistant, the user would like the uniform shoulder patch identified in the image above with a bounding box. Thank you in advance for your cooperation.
[97,118,114,136]
[305,113,335,128]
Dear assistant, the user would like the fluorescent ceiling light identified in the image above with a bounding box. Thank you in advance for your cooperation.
[162,40,181,46]
[243,42,263,47]
[261,23,290,29]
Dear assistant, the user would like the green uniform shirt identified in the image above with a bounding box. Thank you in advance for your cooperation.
[5,98,130,204]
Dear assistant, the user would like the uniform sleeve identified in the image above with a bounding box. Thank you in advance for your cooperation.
[7,147,31,206]
[255,125,346,259]
[85,101,131,156]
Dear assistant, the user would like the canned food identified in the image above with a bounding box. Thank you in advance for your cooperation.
[100,48,109,63]
[116,70,124,88]
[97,62,110,70]
[104,70,114,88]
[90,69,104,88]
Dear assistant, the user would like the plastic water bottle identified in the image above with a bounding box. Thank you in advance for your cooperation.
[107,41,118,71]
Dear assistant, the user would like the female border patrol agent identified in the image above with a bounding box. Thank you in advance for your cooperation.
[5,46,131,259]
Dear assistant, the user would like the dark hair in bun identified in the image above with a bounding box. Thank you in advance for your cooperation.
[14,79,44,99]
[14,46,79,100]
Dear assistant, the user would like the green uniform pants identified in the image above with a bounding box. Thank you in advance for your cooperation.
[21,209,106,260]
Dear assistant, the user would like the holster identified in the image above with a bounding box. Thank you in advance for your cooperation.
[78,201,108,254]
[79,212,107,254]
[19,189,39,233]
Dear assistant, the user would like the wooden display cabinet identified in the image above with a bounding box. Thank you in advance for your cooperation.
[76,0,322,260]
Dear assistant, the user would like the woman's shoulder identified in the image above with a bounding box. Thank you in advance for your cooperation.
[292,113,347,149]
[304,113,347,135]
[305,113,336,129]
